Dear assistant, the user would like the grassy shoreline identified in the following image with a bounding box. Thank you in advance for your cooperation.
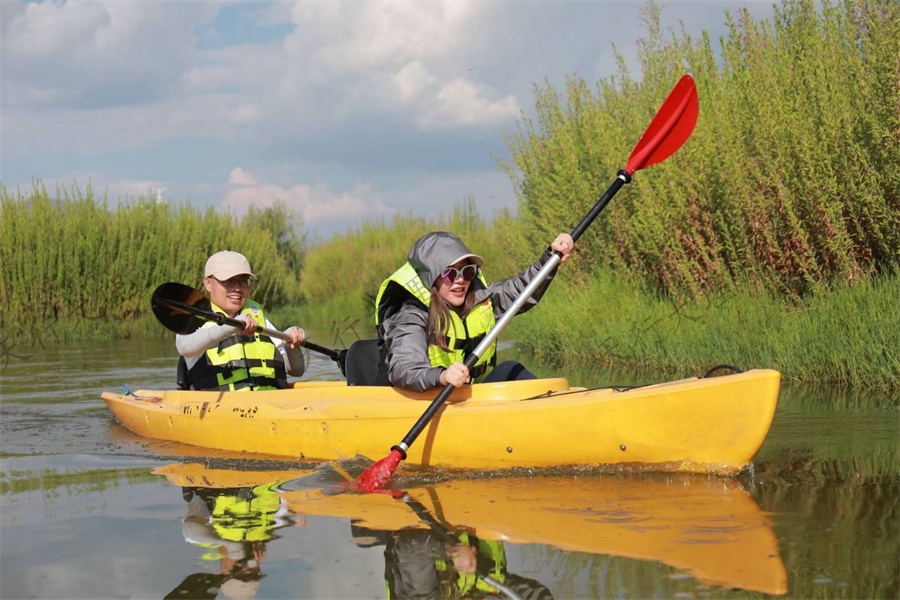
[274,268,899,389]
[510,269,899,389]
[5,266,896,390]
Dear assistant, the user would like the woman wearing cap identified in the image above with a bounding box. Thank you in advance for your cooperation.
[374,231,573,392]
[176,250,307,391]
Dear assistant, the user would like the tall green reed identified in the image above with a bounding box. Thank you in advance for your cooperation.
[502,0,899,301]
[511,267,900,388]
[0,183,304,337]
[298,198,526,324]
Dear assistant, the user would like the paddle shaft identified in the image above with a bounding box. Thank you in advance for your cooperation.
[392,170,632,456]
[154,296,342,361]
[359,75,698,491]
[400,494,523,600]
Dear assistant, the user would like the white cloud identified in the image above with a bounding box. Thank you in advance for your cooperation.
[2,2,219,108]
[392,61,437,105]
[228,167,256,186]
[285,1,476,73]
[221,168,393,227]
[0,0,780,239]
[419,78,521,130]
[274,1,516,128]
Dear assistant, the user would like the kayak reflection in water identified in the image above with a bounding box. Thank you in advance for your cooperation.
[165,482,299,600]
[353,522,553,600]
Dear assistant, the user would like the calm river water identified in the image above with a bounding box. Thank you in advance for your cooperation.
[0,334,897,599]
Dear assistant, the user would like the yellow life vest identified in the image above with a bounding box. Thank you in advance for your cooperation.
[375,263,497,381]
[210,482,284,544]
[188,301,285,391]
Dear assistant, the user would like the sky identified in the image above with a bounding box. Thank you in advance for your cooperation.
[1,0,775,239]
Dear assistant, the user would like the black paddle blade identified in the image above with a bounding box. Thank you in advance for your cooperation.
[151,282,211,335]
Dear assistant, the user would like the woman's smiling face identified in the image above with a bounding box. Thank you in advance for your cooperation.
[435,260,475,308]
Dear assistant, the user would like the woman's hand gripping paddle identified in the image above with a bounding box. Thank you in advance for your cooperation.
[151,281,348,371]
[354,75,700,493]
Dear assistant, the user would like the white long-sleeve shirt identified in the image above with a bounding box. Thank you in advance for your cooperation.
[175,315,306,377]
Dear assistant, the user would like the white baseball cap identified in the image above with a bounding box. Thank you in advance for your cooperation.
[204,251,255,280]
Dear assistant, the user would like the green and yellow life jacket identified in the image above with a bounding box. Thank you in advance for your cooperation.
[210,482,284,543]
[187,301,286,391]
[375,263,497,381]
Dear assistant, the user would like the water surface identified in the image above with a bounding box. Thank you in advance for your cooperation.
[1,335,897,599]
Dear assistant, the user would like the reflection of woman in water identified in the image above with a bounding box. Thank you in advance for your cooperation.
[165,483,296,600]
[354,522,553,599]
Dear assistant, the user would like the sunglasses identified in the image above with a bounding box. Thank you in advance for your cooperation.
[212,275,252,288]
[441,264,478,285]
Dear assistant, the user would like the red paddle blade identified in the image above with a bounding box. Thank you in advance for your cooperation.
[354,449,404,492]
[625,74,699,175]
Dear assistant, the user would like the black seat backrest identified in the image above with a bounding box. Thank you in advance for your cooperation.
[176,356,191,390]
[345,339,390,386]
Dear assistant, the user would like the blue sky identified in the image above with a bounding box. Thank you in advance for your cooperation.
[1,0,774,239]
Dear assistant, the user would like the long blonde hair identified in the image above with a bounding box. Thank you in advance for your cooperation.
[426,285,476,351]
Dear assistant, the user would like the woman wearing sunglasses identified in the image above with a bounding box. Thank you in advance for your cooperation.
[374,231,573,392]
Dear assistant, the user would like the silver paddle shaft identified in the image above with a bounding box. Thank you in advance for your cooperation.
[468,252,562,364]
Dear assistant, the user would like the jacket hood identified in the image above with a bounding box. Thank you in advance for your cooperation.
[408,232,484,289]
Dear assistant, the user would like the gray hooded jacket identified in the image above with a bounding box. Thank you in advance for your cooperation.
[380,232,558,392]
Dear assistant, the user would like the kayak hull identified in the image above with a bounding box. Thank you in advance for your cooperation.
[102,369,780,473]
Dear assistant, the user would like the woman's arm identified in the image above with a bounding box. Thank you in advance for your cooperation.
[383,303,445,392]
[488,233,572,316]
[487,248,557,316]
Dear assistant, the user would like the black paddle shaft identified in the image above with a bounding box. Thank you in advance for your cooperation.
[391,169,634,457]
[570,170,631,242]
[153,294,345,363]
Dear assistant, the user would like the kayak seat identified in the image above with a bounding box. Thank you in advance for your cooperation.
[345,339,390,386]
[176,356,191,390]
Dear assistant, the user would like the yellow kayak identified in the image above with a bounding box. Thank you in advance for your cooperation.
[102,369,780,474]
[151,463,786,595]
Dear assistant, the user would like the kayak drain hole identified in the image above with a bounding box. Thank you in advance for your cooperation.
[620,444,626,451]
[506,447,513,453]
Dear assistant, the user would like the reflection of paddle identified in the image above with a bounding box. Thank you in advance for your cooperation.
[355,74,700,492]
[151,281,347,371]
[397,492,522,600]
[163,572,225,600]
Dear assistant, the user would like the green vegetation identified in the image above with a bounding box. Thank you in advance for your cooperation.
[272,198,523,330]
[286,0,899,388]
[0,182,304,339]
[281,207,899,388]
[512,267,900,388]
[0,465,159,496]
[1,0,896,388]
[503,0,898,301]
